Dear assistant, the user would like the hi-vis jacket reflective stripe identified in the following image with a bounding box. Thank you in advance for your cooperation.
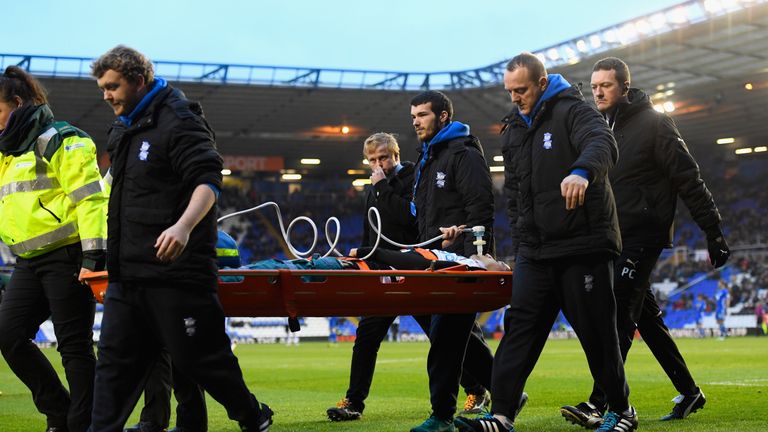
[0,124,108,258]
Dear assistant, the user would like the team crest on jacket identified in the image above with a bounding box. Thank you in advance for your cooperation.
[435,172,446,188]
[543,132,553,150]
[139,141,150,161]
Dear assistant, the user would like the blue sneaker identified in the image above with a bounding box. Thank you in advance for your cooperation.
[455,413,513,432]
[595,407,637,432]
[410,415,455,432]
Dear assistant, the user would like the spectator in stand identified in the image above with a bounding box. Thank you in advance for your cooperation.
[755,299,766,336]
[694,294,707,338]
[715,281,730,339]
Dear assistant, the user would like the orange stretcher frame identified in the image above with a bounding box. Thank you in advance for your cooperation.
[83,266,512,317]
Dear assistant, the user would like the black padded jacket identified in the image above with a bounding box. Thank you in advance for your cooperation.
[608,88,722,248]
[502,85,621,260]
[105,84,223,287]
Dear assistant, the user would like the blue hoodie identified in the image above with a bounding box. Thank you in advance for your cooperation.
[118,77,168,126]
[117,77,222,196]
[409,121,471,216]
[518,74,571,128]
[517,74,589,180]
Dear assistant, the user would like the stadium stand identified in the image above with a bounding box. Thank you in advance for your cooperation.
[4,0,768,343]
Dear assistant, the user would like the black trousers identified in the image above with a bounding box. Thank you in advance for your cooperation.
[138,350,172,427]
[589,247,697,407]
[172,364,208,430]
[491,253,629,418]
[360,247,492,419]
[428,312,478,419]
[0,243,96,432]
[90,281,261,432]
[345,315,491,411]
[137,351,208,430]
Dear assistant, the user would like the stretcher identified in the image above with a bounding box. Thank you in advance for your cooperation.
[84,266,512,317]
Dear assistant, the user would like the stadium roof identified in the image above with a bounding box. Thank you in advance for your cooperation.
[4,0,767,179]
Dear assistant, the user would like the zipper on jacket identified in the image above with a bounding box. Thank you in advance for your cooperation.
[38,198,61,223]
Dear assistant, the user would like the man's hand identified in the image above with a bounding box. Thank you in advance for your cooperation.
[155,223,192,262]
[348,248,358,257]
[561,174,589,210]
[706,228,731,268]
[78,267,93,283]
[439,225,466,249]
[370,167,386,185]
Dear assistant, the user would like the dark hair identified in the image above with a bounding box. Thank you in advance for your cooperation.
[410,90,453,122]
[506,52,547,81]
[91,45,154,84]
[592,57,631,88]
[0,66,48,105]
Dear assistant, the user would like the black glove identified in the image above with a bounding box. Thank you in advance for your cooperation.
[82,249,107,272]
[705,226,730,268]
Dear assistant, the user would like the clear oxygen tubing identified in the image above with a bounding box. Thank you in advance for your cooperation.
[357,206,445,260]
[217,201,485,260]
[358,206,486,260]
[217,202,320,259]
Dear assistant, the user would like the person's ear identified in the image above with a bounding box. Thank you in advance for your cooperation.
[539,76,548,91]
[134,75,147,93]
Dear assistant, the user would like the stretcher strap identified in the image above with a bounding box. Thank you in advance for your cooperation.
[339,257,370,270]
[413,248,438,261]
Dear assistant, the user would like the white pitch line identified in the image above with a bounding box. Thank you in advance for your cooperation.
[703,379,768,387]
[376,357,423,364]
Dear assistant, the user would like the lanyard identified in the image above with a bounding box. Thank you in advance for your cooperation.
[409,142,429,216]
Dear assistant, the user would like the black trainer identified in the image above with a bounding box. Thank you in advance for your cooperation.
[123,422,166,432]
[455,414,513,432]
[660,389,706,420]
[560,401,605,429]
[516,392,529,418]
[240,403,273,431]
[455,392,526,432]
[326,397,362,421]
[595,407,638,432]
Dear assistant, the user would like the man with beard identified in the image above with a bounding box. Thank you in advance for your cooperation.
[408,91,496,432]
[89,45,272,431]
[327,132,494,424]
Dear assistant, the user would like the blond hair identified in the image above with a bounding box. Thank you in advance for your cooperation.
[363,132,400,158]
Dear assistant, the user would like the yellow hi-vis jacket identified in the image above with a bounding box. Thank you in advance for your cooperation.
[0,123,108,258]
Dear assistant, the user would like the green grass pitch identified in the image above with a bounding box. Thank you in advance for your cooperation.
[1,337,766,431]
